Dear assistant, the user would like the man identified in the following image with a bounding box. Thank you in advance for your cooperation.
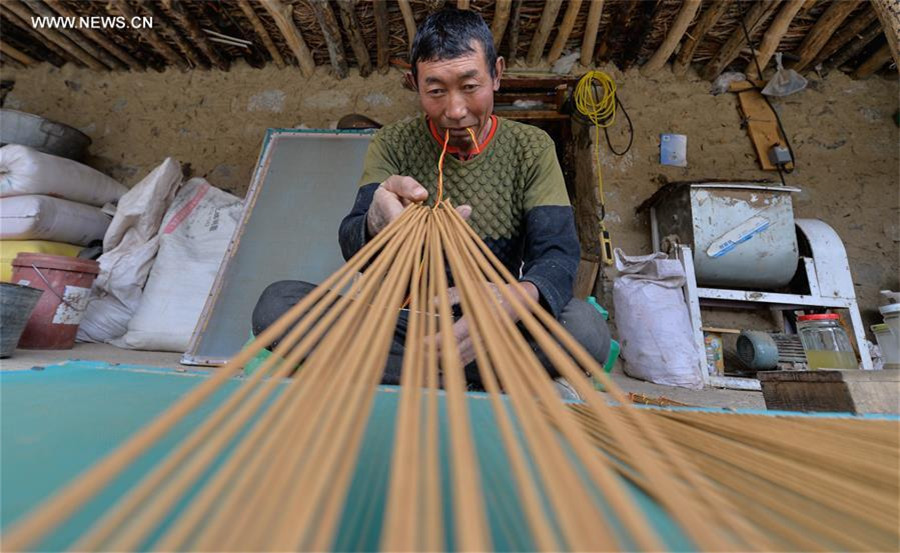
[253,8,610,393]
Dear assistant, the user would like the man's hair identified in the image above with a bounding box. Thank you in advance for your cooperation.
[410,8,497,83]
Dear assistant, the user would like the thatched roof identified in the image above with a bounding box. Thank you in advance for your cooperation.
[0,1,896,80]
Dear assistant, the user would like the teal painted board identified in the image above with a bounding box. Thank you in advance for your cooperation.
[0,361,696,551]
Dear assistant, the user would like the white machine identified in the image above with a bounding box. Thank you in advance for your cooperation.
[643,182,872,390]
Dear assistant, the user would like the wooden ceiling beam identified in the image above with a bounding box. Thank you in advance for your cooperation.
[580,0,604,66]
[790,0,860,72]
[699,0,781,81]
[258,0,315,77]
[870,0,900,69]
[310,0,349,79]
[491,0,512,50]
[22,0,123,70]
[5,0,107,70]
[108,0,188,70]
[672,0,730,76]
[852,42,892,78]
[745,0,805,78]
[642,0,701,75]
[0,41,36,66]
[336,0,372,77]
[372,0,390,74]
[141,1,209,69]
[236,0,285,69]
[548,0,584,63]
[526,0,563,65]
[398,0,417,52]
[1,5,74,67]
[811,7,877,69]
[826,23,883,70]
[42,0,144,71]
[161,0,229,71]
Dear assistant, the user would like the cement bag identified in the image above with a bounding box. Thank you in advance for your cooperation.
[77,158,181,343]
[0,144,128,206]
[0,195,111,245]
[612,248,702,389]
[114,178,241,351]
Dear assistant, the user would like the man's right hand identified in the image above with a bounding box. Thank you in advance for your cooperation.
[366,176,428,237]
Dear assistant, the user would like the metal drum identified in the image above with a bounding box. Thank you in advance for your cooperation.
[0,109,91,161]
[648,182,800,289]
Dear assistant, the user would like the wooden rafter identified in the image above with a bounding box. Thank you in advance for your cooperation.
[547,0,584,63]
[398,0,417,51]
[1,5,75,67]
[236,0,285,69]
[526,0,563,65]
[5,0,107,70]
[621,0,658,68]
[42,0,144,71]
[22,0,123,70]
[699,0,781,81]
[507,0,524,63]
[141,1,208,69]
[161,0,229,71]
[108,0,188,70]
[491,0,512,49]
[580,0,604,65]
[811,7,878,69]
[642,0,701,74]
[672,0,730,76]
[870,0,900,69]
[745,0,805,78]
[790,0,860,72]
[373,0,390,73]
[852,42,892,77]
[826,23,884,70]
[337,0,372,78]
[0,41,36,66]
[258,0,315,77]
[457,0,470,9]
[310,0,349,79]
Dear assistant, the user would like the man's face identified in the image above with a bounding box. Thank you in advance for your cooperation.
[414,41,504,150]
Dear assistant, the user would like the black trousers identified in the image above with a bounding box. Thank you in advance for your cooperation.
[252,280,611,388]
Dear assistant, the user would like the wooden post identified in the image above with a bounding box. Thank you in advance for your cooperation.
[337,0,372,77]
[852,43,892,78]
[580,0,604,66]
[491,0,512,49]
[0,4,79,67]
[507,0,524,63]
[373,0,390,73]
[699,0,781,81]
[310,0,349,78]
[43,0,145,71]
[745,0,805,78]
[672,0,730,76]
[0,41,35,66]
[108,0,188,70]
[5,0,108,70]
[811,8,878,69]
[790,0,860,72]
[398,0,417,51]
[236,0,285,69]
[641,0,701,75]
[870,0,900,69]
[547,0,584,63]
[457,0,470,8]
[161,0,229,71]
[141,1,208,69]
[827,24,883,70]
[259,0,316,77]
[526,0,563,65]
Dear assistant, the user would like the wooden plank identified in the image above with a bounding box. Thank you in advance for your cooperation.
[790,0,860,72]
[337,0,372,77]
[642,0,702,75]
[672,0,730,76]
[259,0,316,77]
[310,0,349,78]
[526,0,563,65]
[547,0,584,63]
[745,0,805,78]
[700,0,781,81]
[759,369,900,414]
[868,0,899,69]
[737,87,794,171]
[573,259,599,300]
[852,43,893,78]
[236,0,285,69]
[580,0,604,65]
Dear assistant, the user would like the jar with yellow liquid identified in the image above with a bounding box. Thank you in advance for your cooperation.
[797,314,859,370]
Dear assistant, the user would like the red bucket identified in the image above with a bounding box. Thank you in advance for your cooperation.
[10,253,100,349]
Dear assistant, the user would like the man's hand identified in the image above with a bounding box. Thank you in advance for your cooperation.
[437,281,540,366]
[366,175,473,237]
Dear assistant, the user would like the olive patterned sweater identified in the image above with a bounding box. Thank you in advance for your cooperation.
[338,115,579,318]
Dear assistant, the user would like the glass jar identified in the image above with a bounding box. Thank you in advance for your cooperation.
[797,314,858,370]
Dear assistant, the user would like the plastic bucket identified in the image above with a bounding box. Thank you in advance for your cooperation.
[10,253,99,349]
[0,282,43,357]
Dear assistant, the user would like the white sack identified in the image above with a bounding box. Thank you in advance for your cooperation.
[77,158,181,343]
[612,248,702,389]
[0,144,128,206]
[0,194,110,245]
[114,178,241,352]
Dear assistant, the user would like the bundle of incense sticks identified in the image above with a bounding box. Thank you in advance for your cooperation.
[3,202,897,552]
